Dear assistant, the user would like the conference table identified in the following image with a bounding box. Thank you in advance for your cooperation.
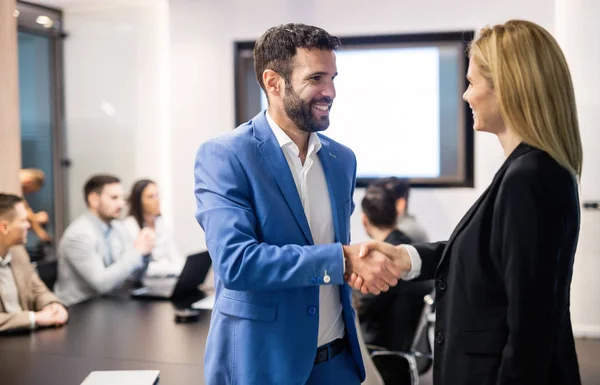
[0,297,211,385]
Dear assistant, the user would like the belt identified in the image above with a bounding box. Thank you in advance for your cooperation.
[314,337,347,365]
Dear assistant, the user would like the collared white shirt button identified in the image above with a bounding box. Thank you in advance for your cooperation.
[323,274,331,284]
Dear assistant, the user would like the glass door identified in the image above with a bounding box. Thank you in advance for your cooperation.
[16,1,66,260]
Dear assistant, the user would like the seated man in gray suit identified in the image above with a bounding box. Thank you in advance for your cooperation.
[55,174,155,305]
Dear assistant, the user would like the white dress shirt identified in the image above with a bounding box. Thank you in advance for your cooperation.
[402,244,423,280]
[266,112,345,347]
[123,216,184,277]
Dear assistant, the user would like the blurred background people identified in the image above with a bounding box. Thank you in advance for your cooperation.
[19,168,51,243]
[371,177,429,243]
[356,182,434,352]
[124,179,184,278]
[54,175,155,305]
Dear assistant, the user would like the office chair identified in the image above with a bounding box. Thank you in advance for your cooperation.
[355,315,385,385]
[365,291,436,385]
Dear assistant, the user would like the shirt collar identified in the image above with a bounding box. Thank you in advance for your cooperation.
[0,251,12,267]
[85,211,112,235]
[265,111,322,157]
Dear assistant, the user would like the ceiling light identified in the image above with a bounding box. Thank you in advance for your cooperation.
[35,15,54,28]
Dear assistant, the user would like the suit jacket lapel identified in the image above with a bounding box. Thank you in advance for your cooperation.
[436,142,534,270]
[254,113,314,245]
[10,247,30,310]
[318,141,346,244]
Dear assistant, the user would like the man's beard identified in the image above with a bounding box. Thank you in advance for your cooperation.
[98,208,121,222]
[283,83,332,133]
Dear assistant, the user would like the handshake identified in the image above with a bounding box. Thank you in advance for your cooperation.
[343,241,412,295]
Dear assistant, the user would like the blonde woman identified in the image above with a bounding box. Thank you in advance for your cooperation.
[351,20,583,385]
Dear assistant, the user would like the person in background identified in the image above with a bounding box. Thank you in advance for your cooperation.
[352,20,583,385]
[356,182,433,352]
[124,179,184,277]
[19,168,51,243]
[54,175,155,306]
[0,193,68,332]
[372,177,429,243]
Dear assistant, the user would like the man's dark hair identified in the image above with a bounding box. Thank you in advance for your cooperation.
[127,179,155,229]
[372,177,411,211]
[84,174,120,206]
[361,183,398,228]
[0,193,23,220]
[253,23,341,95]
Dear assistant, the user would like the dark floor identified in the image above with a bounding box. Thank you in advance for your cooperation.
[419,338,600,385]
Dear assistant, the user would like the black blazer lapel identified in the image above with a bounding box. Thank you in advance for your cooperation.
[436,142,535,270]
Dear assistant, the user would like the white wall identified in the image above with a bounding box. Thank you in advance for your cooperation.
[63,0,172,224]
[555,0,600,337]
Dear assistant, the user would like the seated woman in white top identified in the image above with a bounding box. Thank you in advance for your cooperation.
[124,179,184,277]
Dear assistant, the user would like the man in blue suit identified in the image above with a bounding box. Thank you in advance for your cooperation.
[194,23,403,385]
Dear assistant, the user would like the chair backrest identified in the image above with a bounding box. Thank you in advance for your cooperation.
[354,315,385,385]
[410,290,435,375]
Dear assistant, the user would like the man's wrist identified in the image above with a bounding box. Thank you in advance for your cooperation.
[29,311,36,330]
[342,245,353,275]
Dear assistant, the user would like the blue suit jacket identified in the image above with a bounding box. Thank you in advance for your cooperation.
[194,111,365,385]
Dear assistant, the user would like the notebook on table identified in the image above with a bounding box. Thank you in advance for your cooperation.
[81,370,159,385]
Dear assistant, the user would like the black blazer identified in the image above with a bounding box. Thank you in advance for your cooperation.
[415,143,581,385]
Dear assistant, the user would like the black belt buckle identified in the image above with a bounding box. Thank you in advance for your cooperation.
[314,337,346,365]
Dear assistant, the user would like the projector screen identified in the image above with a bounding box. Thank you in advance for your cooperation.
[235,31,474,187]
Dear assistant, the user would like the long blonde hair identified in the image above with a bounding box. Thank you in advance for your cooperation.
[469,20,583,178]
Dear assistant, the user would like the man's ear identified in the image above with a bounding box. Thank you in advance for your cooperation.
[263,69,283,99]
[396,198,407,216]
[0,219,9,236]
[361,212,369,228]
[88,192,100,209]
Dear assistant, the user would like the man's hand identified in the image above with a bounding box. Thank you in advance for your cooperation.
[347,241,412,294]
[34,306,56,327]
[37,303,69,327]
[135,227,156,255]
[34,211,49,225]
[343,244,401,295]
[46,303,69,325]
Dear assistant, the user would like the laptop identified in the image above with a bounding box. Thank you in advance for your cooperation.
[131,251,212,299]
[81,370,159,385]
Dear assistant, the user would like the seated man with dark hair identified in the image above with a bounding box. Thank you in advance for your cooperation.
[357,182,433,352]
[0,193,68,333]
[371,177,429,243]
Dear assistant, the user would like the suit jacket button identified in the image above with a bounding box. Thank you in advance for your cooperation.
[323,274,331,284]
[437,279,447,291]
[308,306,317,315]
[435,333,445,344]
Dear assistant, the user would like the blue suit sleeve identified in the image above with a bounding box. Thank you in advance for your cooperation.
[194,140,345,291]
